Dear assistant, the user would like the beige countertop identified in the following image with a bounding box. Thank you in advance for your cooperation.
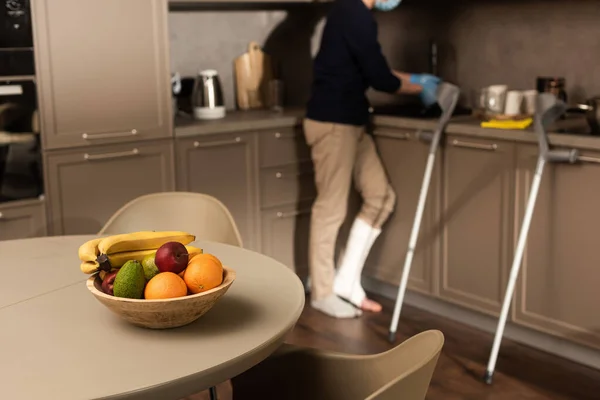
[174,108,600,151]
[374,114,600,151]
[174,109,304,138]
[0,236,305,400]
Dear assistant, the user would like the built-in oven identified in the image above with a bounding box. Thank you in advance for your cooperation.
[1,0,35,76]
[0,0,42,203]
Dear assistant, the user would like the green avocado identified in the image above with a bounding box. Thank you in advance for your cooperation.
[112,260,146,299]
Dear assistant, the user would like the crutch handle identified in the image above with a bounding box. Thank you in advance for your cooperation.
[547,149,579,164]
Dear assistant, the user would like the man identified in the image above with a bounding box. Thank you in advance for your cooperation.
[304,0,441,318]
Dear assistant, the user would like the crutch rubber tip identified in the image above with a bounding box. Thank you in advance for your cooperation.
[388,331,396,343]
[484,371,493,385]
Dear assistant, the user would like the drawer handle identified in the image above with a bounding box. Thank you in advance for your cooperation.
[452,139,497,151]
[0,211,3,219]
[578,155,600,164]
[275,171,312,179]
[82,129,138,140]
[84,148,139,161]
[274,132,296,139]
[374,131,410,140]
[194,137,242,148]
[276,209,312,218]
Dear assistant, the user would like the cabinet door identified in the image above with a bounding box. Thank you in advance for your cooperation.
[366,129,440,295]
[33,0,172,149]
[513,145,600,349]
[0,198,47,240]
[176,133,258,250]
[261,202,312,283]
[45,139,175,235]
[439,135,514,315]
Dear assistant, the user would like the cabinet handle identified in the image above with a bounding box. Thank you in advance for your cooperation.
[275,170,313,179]
[84,148,139,161]
[451,139,497,151]
[578,155,600,164]
[276,209,312,218]
[82,129,138,140]
[0,212,3,219]
[194,137,242,148]
[374,131,410,140]
[274,132,296,139]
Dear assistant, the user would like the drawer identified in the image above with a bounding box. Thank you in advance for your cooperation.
[260,162,316,209]
[259,128,311,168]
[0,197,47,240]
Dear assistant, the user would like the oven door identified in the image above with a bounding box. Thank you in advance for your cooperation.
[0,78,41,202]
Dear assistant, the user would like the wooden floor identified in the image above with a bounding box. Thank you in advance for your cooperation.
[187,294,600,400]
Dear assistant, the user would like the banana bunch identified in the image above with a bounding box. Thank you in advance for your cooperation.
[79,231,198,274]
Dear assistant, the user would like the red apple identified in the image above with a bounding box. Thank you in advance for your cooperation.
[154,241,189,274]
[101,270,118,296]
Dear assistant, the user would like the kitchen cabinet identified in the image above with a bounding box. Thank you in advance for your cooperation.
[33,0,172,150]
[259,161,316,209]
[366,128,440,295]
[45,139,175,235]
[438,135,515,316]
[260,200,312,282]
[512,144,600,349]
[175,132,259,251]
[0,197,47,240]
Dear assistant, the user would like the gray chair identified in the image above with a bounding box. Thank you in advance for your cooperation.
[232,329,444,400]
[99,191,243,248]
[100,191,240,400]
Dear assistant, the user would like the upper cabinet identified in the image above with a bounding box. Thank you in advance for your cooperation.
[32,0,173,150]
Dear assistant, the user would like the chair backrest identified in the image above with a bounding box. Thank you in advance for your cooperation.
[366,330,444,400]
[98,192,243,248]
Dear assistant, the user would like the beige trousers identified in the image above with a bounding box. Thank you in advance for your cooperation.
[303,118,396,301]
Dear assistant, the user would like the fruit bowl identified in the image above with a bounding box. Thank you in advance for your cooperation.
[87,266,236,329]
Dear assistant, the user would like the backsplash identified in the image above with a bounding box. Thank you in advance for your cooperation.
[436,0,600,106]
[168,5,329,110]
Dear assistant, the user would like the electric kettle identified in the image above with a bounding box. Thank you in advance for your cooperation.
[192,69,225,120]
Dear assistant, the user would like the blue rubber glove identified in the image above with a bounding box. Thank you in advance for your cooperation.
[410,74,441,107]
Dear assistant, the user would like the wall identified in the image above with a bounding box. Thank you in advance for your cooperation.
[169,0,600,111]
[167,1,442,110]
[435,0,600,106]
[168,4,329,110]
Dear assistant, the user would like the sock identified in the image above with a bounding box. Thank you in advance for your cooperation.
[334,218,381,307]
[311,294,362,318]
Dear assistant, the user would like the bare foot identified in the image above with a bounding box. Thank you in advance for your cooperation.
[360,298,382,313]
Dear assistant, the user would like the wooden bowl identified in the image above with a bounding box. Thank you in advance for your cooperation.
[87,266,236,329]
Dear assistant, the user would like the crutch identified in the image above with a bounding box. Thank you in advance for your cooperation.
[484,93,579,384]
[388,82,461,343]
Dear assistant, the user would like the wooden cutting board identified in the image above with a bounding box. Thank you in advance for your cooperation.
[234,41,273,110]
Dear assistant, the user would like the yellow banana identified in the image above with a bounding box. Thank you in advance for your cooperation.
[105,245,203,268]
[97,231,196,255]
[80,260,99,274]
[78,238,104,262]
[187,245,203,258]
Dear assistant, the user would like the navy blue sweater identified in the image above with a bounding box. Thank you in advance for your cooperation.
[306,0,401,126]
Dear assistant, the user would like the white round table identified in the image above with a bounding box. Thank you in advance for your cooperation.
[0,235,305,400]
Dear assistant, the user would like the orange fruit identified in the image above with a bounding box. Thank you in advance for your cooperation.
[183,253,224,294]
[144,272,188,300]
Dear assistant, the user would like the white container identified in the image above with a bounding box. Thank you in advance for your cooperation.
[505,90,524,116]
[486,85,508,114]
[522,90,538,115]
